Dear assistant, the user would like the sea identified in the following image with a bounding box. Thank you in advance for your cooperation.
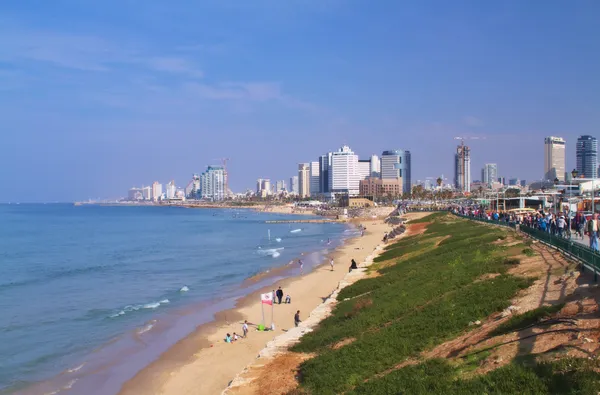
[0,204,352,395]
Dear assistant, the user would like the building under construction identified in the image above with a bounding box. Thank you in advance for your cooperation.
[454,142,471,192]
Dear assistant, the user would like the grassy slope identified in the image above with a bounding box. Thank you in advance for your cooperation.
[291,213,600,394]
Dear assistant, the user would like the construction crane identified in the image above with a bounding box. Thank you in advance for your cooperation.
[212,158,231,197]
[454,136,486,144]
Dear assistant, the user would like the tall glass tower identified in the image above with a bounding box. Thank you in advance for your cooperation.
[576,135,598,179]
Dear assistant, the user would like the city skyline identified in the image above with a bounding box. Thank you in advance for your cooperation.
[2,1,600,201]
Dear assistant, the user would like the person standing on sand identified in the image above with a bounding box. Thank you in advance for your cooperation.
[276,287,284,304]
[242,320,249,338]
[294,310,301,327]
[298,259,304,274]
[330,258,334,271]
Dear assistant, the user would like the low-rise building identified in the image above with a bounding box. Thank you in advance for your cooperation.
[359,177,403,197]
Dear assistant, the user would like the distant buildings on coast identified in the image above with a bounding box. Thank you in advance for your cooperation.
[123,133,600,204]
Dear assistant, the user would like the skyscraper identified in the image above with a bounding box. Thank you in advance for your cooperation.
[319,153,332,194]
[370,154,380,178]
[298,163,310,198]
[576,135,598,179]
[380,150,411,194]
[358,159,371,181]
[200,165,225,201]
[152,181,162,201]
[454,143,471,192]
[261,179,271,196]
[290,176,299,195]
[309,161,320,196]
[329,145,360,196]
[275,180,286,193]
[481,163,498,186]
[166,181,176,199]
[544,136,566,181]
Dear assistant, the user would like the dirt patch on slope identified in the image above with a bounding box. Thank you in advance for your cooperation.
[423,240,600,376]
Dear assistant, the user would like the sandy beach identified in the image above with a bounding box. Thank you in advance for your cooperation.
[119,215,393,395]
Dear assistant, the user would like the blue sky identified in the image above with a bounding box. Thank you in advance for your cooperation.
[1,0,599,201]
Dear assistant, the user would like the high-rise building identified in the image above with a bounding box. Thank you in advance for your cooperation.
[256,179,264,195]
[152,182,163,201]
[520,180,527,187]
[508,178,519,186]
[128,187,143,201]
[192,174,201,197]
[370,154,380,178]
[544,136,566,181]
[141,186,152,200]
[298,164,310,198]
[166,181,176,199]
[275,180,286,193]
[319,153,332,194]
[381,150,411,194]
[358,159,371,181]
[329,145,360,196]
[576,135,598,179]
[290,176,299,195]
[200,165,225,201]
[261,179,271,196]
[309,161,320,196]
[454,143,471,192]
[481,163,498,186]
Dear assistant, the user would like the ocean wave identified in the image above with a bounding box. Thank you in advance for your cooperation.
[257,247,284,258]
[275,238,282,242]
[109,299,170,318]
[180,286,190,292]
[290,228,302,233]
[137,320,157,334]
[67,363,85,373]
[63,379,78,389]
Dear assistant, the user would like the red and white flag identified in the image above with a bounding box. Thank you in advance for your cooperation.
[261,292,273,305]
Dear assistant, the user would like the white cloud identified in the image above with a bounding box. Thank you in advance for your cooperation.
[184,82,282,101]
[143,57,204,78]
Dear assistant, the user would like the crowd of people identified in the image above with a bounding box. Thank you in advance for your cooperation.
[453,205,600,251]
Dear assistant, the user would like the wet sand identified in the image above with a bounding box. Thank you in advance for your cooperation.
[118,217,392,395]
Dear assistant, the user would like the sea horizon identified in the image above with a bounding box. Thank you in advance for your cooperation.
[0,204,353,395]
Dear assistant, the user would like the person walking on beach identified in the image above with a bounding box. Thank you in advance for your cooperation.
[294,310,301,327]
[298,259,304,274]
[242,320,249,338]
[276,287,284,304]
[330,258,334,271]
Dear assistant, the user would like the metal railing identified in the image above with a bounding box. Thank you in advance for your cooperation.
[454,213,599,281]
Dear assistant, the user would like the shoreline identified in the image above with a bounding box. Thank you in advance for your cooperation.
[118,215,393,395]
[13,209,348,395]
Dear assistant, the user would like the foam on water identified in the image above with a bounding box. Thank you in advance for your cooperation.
[66,363,85,373]
[137,320,157,335]
[257,247,284,258]
[290,229,302,233]
[180,286,189,292]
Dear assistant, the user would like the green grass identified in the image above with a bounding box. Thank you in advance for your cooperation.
[406,212,446,223]
[349,358,600,395]
[522,248,536,257]
[489,303,566,337]
[290,214,539,394]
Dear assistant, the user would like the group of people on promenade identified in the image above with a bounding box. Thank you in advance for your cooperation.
[453,206,600,251]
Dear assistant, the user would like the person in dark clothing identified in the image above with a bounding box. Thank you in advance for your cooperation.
[349,259,358,272]
[276,287,284,304]
[294,310,301,327]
